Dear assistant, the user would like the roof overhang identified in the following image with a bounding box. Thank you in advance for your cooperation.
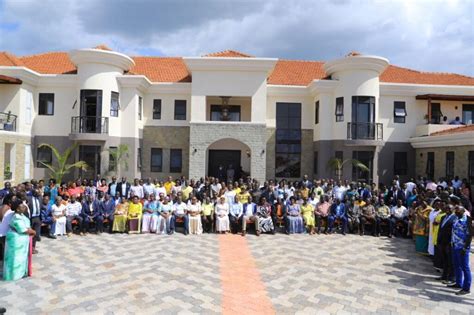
[0,74,22,84]
[416,94,474,102]
[69,49,135,71]
[183,57,278,75]
[410,132,474,148]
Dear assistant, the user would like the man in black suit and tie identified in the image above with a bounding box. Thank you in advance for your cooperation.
[388,185,405,206]
[26,188,42,254]
[116,177,130,199]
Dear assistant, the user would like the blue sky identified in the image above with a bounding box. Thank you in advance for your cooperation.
[0,0,473,76]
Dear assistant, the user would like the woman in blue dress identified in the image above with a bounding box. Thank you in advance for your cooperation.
[286,197,304,234]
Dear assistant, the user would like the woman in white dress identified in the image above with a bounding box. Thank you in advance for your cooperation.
[142,194,162,233]
[159,197,173,235]
[52,197,67,236]
[187,196,203,235]
[427,204,441,256]
[215,196,230,233]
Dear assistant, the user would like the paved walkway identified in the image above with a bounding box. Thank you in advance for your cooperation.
[0,232,473,314]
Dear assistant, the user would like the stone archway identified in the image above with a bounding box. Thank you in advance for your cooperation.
[206,138,251,182]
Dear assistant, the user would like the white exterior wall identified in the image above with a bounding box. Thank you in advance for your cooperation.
[143,93,191,126]
[266,94,314,129]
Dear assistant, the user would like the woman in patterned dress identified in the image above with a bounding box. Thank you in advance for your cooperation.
[256,196,274,235]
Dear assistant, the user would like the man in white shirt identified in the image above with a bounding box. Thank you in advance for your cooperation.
[65,195,84,236]
[242,195,258,236]
[210,179,222,199]
[143,178,155,198]
[390,199,408,237]
[229,195,243,233]
[452,176,462,189]
[333,181,347,201]
[171,198,188,235]
[130,178,144,199]
[224,184,237,206]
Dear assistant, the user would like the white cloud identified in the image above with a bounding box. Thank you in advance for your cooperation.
[0,0,472,75]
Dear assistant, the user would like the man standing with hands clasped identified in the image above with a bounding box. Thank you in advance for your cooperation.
[449,206,472,295]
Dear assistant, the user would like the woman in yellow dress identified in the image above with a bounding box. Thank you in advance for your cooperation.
[301,197,315,234]
[127,196,143,234]
[412,200,432,253]
[112,198,129,233]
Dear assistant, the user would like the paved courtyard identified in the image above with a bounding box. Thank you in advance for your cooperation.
[1,232,473,314]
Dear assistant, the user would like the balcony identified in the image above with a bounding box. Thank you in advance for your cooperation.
[347,122,383,141]
[70,116,109,141]
[0,112,17,132]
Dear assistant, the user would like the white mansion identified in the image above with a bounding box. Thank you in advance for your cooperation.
[0,46,473,185]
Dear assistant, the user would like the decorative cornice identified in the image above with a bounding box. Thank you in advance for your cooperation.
[380,82,474,97]
[116,75,151,92]
[324,55,389,76]
[0,66,39,85]
[308,79,339,95]
[267,84,309,96]
[69,49,135,71]
[183,57,278,75]
[147,82,192,94]
[410,132,474,148]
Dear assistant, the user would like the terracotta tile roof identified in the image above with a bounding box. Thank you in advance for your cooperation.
[0,52,24,66]
[19,52,77,74]
[203,50,254,58]
[93,44,113,51]
[129,57,191,83]
[380,65,474,86]
[268,59,327,86]
[431,124,474,136]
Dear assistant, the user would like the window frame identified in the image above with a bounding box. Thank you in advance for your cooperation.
[426,152,435,180]
[445,151,454,178]
[153,99,162,120]
[393,151,408,175]
[36,146,52,168]
[174,100,187,120]
[110,92,120,117]
[335,97,344,122]
[315,100,319,124]
[462,104,474,125]
[275,102,302,178]
[39,93,55,116]
[170,149,182,173]
[393,101,407,123]
[210,105,241,121]
[138,96,143,120]
[108,146,117,172]
[150,148,163,172]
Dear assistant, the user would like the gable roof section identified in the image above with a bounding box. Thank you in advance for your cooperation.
[431,125,474,136]
[203,50,254,58]
[129,57,191,83]
[380,65,474,86]
[0,52,24,66]
[268,60,326,86]
[19,52,77,74]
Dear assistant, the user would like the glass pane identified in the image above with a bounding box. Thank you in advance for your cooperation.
[394,108,406,116]
[276,103,289,117]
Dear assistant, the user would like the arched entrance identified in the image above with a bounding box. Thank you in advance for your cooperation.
[207,138,250,182]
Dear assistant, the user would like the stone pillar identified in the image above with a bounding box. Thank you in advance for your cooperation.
[373,146,381,185]
[250,145,266,184]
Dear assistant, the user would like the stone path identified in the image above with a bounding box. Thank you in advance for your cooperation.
[0,232,473,314]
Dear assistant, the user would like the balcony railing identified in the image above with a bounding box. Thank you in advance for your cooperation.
[0,112,17,132]
[71,116,108,134]
[347,122,383,140]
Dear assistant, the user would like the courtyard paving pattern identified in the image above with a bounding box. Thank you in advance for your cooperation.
[0,232,473,314]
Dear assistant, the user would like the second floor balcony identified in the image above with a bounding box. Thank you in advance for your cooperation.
[347,122,383,141]
[0,111,17,132]
[70,116,109,141]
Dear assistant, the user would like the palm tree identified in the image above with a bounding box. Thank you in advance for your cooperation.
[38,143,88,183]
[107,144,129,176]
[327,158,369,181]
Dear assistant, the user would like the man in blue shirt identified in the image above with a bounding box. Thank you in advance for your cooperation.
[328,198,347,235]
[450,206,472,295]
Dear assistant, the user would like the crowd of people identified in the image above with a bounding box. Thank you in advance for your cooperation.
[0,174,472,295]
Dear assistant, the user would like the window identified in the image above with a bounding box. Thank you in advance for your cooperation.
[24,144,31,179]
[335,97,344,122]
[137,148,142,170]
[210,105,241,121]
[462,104,474,125]
[39,93,54,115]
[426,152,435,180]
[153,99,162,120]
[138,96,143,120]
[110,92,119,117]
[36,146,52,168]
[170,149,182,173]
[446,151,454,178]
[334,151,343,177]
[393,101,407,123]
[313,152,318,175]
[174,100,187,120]
[315,101,319,124]
[275,102,301,178]
[150,148,163,172]
[469,151,474,183]
[430,103,442,124]
[108,146,117,172]
[394,152,408,175]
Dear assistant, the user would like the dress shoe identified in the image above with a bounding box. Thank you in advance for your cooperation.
[447,283,462,289]
[48,234,57,239]
[455,290,470,296]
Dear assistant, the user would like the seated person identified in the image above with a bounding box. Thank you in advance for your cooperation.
[81,195,104,234]
[127,196,143,234]
[315,195,331,234]
[187,196,203,235]
[112,197,128,233]
[375,199,392,237]
[256,196,275,235]
[51,196,67,236]
[242,196,258,236]
[102,194,116,233]
[286,197,304,234]
[229,195,243,234]
[142,194,161,233]
[215,197,230,234]
[301,197,315,234]
[390,199,409,237]
[360,198,376,236]
[201,197,214,233]
[65,195,84,236]
[171,198,188,235]
[159,197,173,235]
[328,198,347,235]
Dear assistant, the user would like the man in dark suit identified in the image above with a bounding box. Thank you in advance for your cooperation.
[81,195,104,234]
[116,177,130,199]
[40,195,56,239]
[102,193,115,233]
[387,185,406,206]
[26,188,43,253]
[437,204,457,285]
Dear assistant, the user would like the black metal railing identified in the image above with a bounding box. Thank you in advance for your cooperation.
[71,116,108,134]
[0,111,17,132]
[347,122,383,140]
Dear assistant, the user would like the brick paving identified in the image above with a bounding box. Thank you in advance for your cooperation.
[0,232,473,314]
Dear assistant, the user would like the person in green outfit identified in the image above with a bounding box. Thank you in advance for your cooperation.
[3,201,36,281]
